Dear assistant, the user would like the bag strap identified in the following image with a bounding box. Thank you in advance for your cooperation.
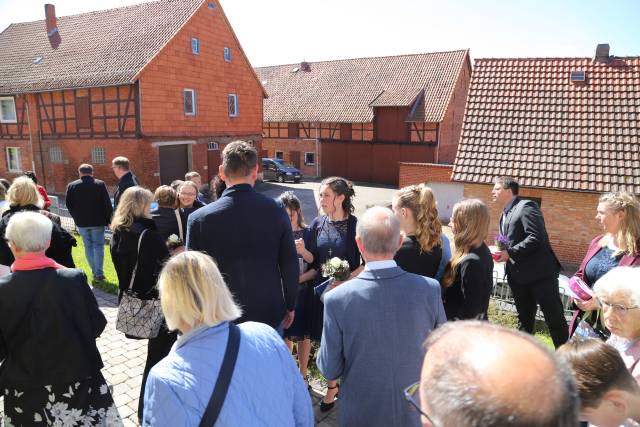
[199,322,241,427]
[175,209,184,242]
[126,229,148,291]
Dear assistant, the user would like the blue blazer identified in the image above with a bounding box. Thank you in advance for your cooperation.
[186,184,299,328]
[318,266,446,427]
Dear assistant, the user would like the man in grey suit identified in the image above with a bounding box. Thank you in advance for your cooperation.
[317,206,446,427]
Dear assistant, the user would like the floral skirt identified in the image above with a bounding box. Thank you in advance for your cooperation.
[2,373,122,426]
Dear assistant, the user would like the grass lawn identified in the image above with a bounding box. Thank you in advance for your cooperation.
[71,235,119,295]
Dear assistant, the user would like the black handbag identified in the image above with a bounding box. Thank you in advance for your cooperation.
[199,322,241,427]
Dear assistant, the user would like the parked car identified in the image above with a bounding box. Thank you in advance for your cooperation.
[261,158,302,183]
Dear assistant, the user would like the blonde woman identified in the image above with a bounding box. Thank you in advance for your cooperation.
[442,199,494,320]
[143,252,313,426]
[0,176,75,267]
[571,192,640,338]
[109,186,176,423]
[392,184,451,282]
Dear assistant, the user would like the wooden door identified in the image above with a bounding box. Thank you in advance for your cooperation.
[207,146,222,181]
[159,144,189,185]
[290,150,301,169]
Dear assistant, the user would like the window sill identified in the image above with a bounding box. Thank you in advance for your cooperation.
[0,120,17,124]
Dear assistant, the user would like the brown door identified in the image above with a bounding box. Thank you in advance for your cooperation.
[159,144,189,185]
[207,148,221,181]
[258,150,268,172]
[289,150,301,169]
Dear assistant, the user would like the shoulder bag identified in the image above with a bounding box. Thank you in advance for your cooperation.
[115,229,164,339]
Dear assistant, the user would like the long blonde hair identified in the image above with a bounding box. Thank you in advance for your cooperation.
[394,184,442,252]
[7,176,43,208]
[442,199,490,288]
[598,192,640,256]
[110,186,152,232]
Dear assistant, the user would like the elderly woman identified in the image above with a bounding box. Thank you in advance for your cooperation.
[110,186,176,423]
[143,251,313,426]
[0,212,120,426]
[572,192,640,338]
[0,176,75,267]
[593,266,640,383]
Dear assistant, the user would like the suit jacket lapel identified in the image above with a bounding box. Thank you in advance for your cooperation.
[502,197,520,236]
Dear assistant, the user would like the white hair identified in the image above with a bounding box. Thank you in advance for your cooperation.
[356,206,401,255]
[5,211,53,253]
[593,266,640,307]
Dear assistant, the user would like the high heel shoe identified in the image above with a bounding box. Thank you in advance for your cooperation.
[319,384,339,412]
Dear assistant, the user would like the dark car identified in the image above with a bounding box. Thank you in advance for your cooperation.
[261,158,302,183]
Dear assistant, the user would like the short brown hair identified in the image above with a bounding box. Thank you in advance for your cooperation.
[112,156,130,170]
[557,337,639,409]
[78,163,93,174]
[154,185,177,208]
[222,141,257,178]
[495,176,519,195]
[185,171,201,181]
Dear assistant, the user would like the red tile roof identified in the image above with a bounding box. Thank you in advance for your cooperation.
[256,50,469,123]
[0,0,203,94]
[452,57,640,193]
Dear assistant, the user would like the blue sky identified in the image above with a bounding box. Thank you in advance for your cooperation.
[1,0,638,66]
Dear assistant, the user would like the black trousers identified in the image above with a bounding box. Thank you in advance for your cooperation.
[508,275,569,348]
[138,327,178,421]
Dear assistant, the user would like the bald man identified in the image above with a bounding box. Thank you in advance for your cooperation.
[417,321,578,427]
[318,206,446,427]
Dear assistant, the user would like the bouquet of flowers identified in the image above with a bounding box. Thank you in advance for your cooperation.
[166,234,183,251]
[321,257,351,281]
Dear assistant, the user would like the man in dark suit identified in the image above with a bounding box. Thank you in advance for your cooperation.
[318,206,446,427]
[66,163,113,282]
[492,176,568,347]
[112,156,138,210]
[186,141,298,331]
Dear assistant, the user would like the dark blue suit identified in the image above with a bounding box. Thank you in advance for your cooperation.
[186,184,299,328]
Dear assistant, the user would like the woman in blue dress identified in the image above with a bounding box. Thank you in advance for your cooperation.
[278,191,317,388]
[309,177,363,412]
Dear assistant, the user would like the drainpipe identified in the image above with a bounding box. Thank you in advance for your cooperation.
[315,123,319,177]
[25,98,36,172]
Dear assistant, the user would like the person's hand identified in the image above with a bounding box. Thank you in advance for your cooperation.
[329,279,343,290]
[498,250,510,263]
[294,238,306,255]
[575,298,599,312]
[281,310,295,329]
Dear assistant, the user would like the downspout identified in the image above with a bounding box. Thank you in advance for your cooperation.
[25,97,36,172]
[315,123,319,177]
[434,123,440,164]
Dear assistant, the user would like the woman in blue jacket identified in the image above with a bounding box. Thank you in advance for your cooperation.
[143,251,313,427]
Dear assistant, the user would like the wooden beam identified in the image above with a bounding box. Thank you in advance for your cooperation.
[102,87,108,138]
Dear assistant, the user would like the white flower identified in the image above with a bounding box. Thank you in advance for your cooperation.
[167,234,180,244]
[99,384,109,395]
[330,257,342,268]
[341,260,350,269]
[49,402,69,419]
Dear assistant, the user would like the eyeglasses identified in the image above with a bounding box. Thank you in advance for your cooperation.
[403,382,437,425]
[597,297,640,314]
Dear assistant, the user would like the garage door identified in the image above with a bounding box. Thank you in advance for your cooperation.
[426,182,465,221]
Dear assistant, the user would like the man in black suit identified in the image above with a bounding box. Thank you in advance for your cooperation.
[186,141,298,331]
[492,177,568,348]
[66,163,113,281]
[112,156,138,210]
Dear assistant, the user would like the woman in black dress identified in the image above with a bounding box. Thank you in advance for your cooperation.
[309,177,363,411]
[110,186,177,423]
[442,198,494,321]
[392,184,445,279]
[278,191,316,387]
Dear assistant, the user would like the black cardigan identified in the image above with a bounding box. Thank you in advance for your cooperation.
[394,235,443,279]
[0,268,106,388]
[110,217,169,300]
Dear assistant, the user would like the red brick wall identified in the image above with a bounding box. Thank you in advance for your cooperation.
[398,162,453,188]
[138,0,263,138]
[437,56,471,164]
[262,138,320,177]
[463,183,601,267]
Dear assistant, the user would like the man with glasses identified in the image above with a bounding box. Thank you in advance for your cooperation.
[407,321,579,427]
[317,206,446,427]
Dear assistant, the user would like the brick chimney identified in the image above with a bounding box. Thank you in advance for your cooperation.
[45,4,61,49]
[594,43,610,63]
[300,61,311,72]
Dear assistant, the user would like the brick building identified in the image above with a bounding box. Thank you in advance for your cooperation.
[401,45,640,265]
[255,50,471,185]
[0,0,265,193]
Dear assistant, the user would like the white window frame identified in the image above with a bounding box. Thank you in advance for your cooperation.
[0,96,17,123]
[275,151,284,160]
[6,147,22,172]
[184,89,197,116]
[91,147,106,164]
[228,94,238,117]
[49,146,63,164]
[191,37,200,55]
[224,47,231,62]
[304,152,315,166]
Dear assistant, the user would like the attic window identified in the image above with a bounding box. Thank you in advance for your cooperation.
[224,47,231,62]
[191,38,200,55]
[207,2,216,9]
[570,70,586,82]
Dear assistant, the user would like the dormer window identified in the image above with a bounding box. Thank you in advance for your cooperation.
[191,38,200,55]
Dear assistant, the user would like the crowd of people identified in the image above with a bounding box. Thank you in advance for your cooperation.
[0,139,639,426]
